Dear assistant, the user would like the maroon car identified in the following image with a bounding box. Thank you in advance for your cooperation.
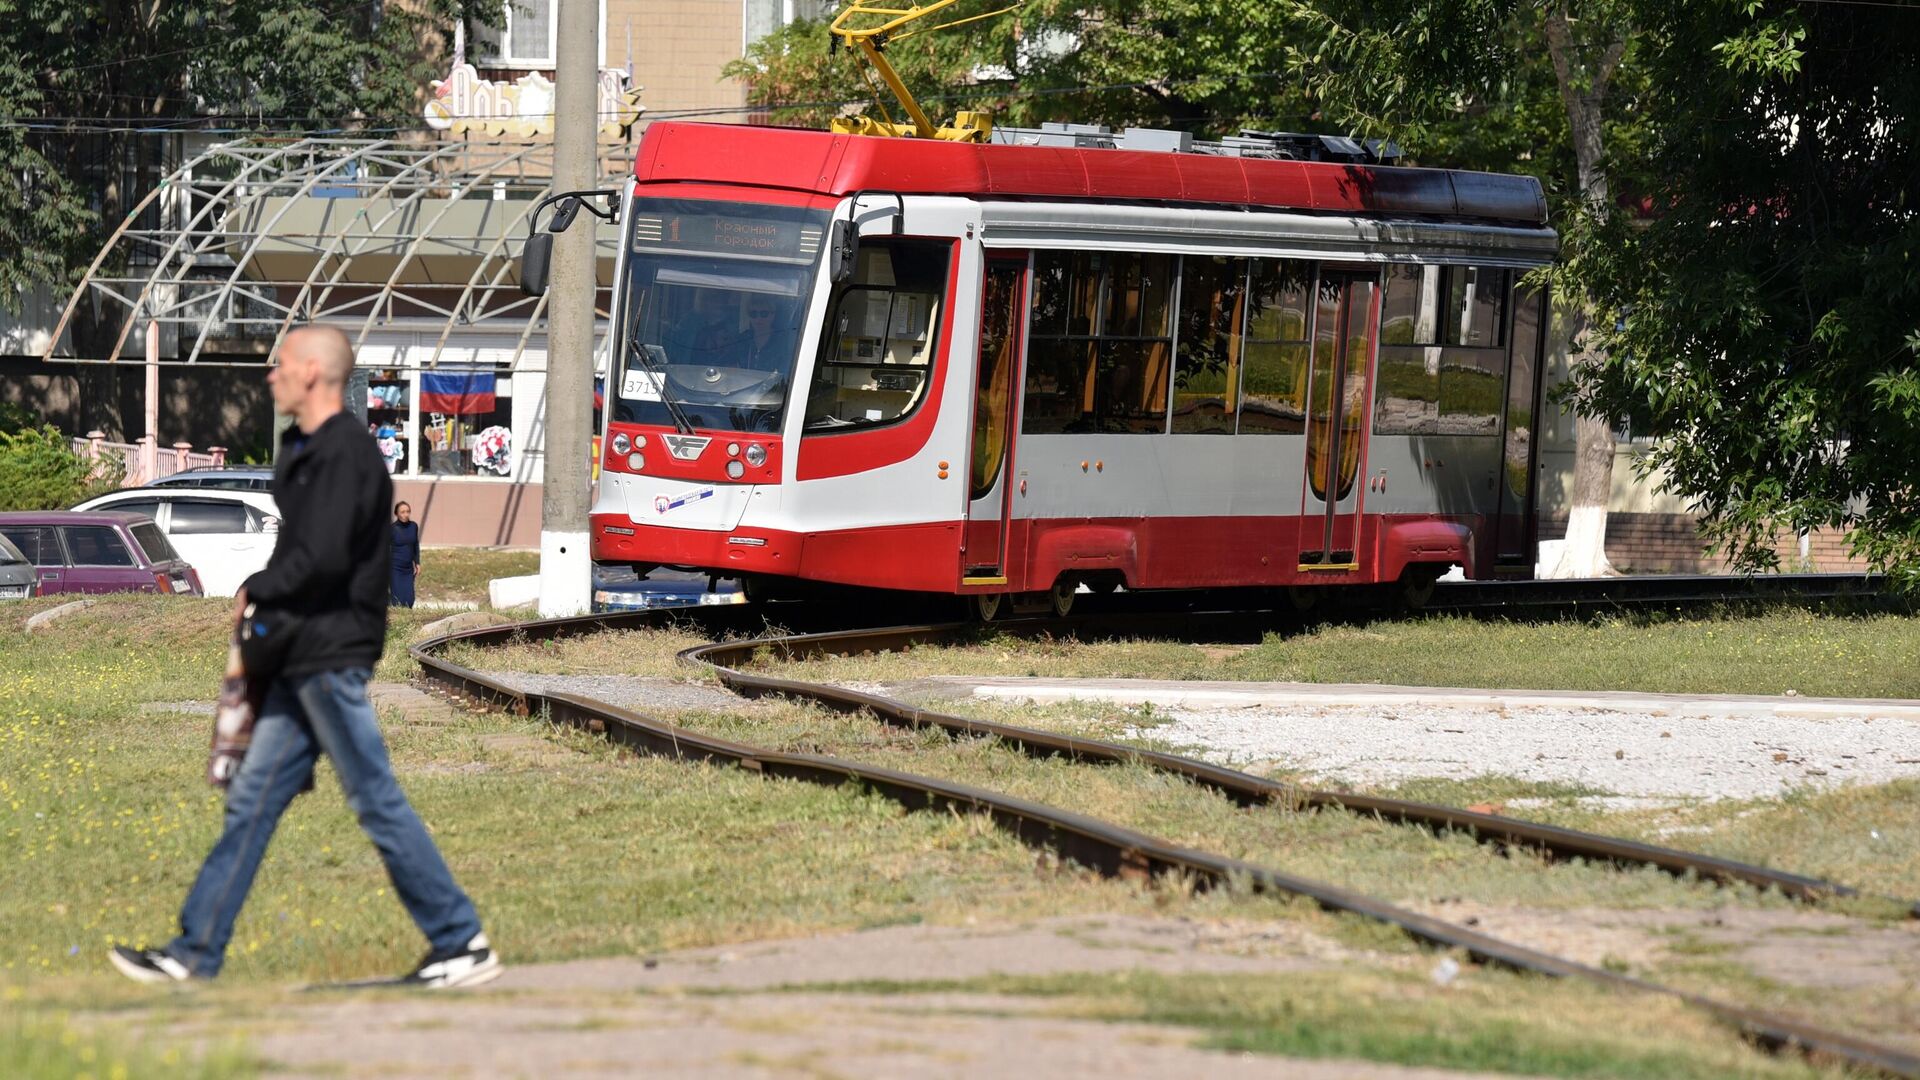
[0,510,204,597]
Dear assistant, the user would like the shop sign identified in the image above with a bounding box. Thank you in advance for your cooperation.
[425,62,644,139]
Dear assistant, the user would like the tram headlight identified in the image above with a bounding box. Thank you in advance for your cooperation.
[611,433,631,455]
[632,434,645,448]
[726,460,745,480]
[626,452,645,471]
[743,444,768,468]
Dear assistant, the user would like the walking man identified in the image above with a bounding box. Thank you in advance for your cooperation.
[111,325,501,989]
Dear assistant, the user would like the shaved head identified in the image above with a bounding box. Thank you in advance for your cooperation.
[270,323,357,430]
[285,324,355,387]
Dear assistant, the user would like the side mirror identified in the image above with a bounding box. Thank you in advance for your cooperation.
[828,219,858,285]
[520,232,553,297]
[549,196,584,233]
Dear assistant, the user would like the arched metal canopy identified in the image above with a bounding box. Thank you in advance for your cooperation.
[41,136,630,369]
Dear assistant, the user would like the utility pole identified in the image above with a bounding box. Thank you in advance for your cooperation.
[539,0,597,617]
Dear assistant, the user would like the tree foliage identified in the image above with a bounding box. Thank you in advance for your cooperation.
[0,0,486,310]
[1577,1,1920,582]
[0,424,123,511]
[725,0,1343,137]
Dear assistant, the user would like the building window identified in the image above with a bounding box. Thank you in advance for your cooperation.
[418,367,513,476]
[474,0,609,68]
[475,1,553,67]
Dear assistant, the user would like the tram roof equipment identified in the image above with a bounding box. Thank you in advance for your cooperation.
[635,121,1548,226]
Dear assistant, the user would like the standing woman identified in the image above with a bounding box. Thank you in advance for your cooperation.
[390,502,420,608]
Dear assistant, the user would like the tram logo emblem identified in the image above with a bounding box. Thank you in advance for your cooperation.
[655,489,715,515]
[661,434,711,461]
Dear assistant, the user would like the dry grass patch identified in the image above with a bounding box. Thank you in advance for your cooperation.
[766,607,1920,700]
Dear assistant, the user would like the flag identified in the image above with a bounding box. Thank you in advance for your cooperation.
[419,368,497,414]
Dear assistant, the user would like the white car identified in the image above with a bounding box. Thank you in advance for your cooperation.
[71,490,279,598]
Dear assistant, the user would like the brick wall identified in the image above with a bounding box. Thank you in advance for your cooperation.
[612,0,749,122]
[1537,512,1870,574]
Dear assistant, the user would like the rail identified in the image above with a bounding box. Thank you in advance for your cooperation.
[409,574,1918,1077]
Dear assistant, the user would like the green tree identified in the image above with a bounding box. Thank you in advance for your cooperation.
[725,0,1333,137]
[1578,1,1920,583]
[0,425,123,510]
[1281,1,1641,579]
[0,0,486,312]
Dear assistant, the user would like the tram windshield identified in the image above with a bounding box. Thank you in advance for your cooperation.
[613,199,829,433]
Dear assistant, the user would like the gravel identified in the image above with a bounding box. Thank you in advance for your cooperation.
[940,679,1920,800]
[471,669,1920,801]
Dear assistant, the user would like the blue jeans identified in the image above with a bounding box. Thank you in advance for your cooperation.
[168,668,482,977]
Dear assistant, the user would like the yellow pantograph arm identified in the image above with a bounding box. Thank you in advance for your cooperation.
[828,0,1017,141]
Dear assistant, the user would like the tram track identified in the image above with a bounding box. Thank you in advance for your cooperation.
[411,573,1919,1076]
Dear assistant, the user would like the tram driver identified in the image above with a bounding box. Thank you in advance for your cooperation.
[735,296,796,373]
[664,289,735,367]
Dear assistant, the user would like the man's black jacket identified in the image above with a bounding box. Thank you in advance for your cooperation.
[244,412,391,676]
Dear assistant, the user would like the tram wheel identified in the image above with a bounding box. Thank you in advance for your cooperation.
[1286,585,1319,614]
[972,592,1005,622]
[1400,566,1443,610]
[1048,578,1077,619]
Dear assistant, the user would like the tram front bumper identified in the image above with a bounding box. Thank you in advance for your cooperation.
[592,514,801,576]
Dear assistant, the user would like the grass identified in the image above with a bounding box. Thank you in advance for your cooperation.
[0,1007,252,1080]
[1586,781,1920,902]
[5,595,1912,1076]
[414,547,539,605]
[633,697,1816,918]
[757,969,1844,1079]
[0,594,1290,1069]
[761,605,1920,700]
[441,622,717,680]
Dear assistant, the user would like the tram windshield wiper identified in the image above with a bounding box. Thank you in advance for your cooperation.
[626,332,696,436]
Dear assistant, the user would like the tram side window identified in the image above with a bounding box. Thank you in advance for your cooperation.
[1022,252,1099,433]
[803,241,950,431]
[1022,251,1174,434]
[1437,266,1507,435]
[1171,255,1247,434]
[1237,259,1313,435]
[1442,266,1507,348]
[1376,264,1508,436]
[1376,264,1440,435]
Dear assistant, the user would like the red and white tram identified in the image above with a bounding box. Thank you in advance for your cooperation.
[582,120,1555,616]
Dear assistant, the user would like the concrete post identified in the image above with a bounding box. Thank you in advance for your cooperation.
[208,446,227,466]
[143,322,160,484]
[539,0,599,617]
[172,441,192,472]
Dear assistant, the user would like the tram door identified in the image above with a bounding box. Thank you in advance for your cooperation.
[1298,270,1380,570]
[963,257,1026,582]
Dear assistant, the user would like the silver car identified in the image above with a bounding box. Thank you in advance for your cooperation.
[146,467,274,492]
[0,531,35,601]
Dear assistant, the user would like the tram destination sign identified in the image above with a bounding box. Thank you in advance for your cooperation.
[631,201,825,264]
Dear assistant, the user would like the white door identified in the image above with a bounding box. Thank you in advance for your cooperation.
[163,500,276,598]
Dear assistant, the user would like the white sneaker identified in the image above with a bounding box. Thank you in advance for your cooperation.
[110,945,194,984]
[404,932,503,989]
